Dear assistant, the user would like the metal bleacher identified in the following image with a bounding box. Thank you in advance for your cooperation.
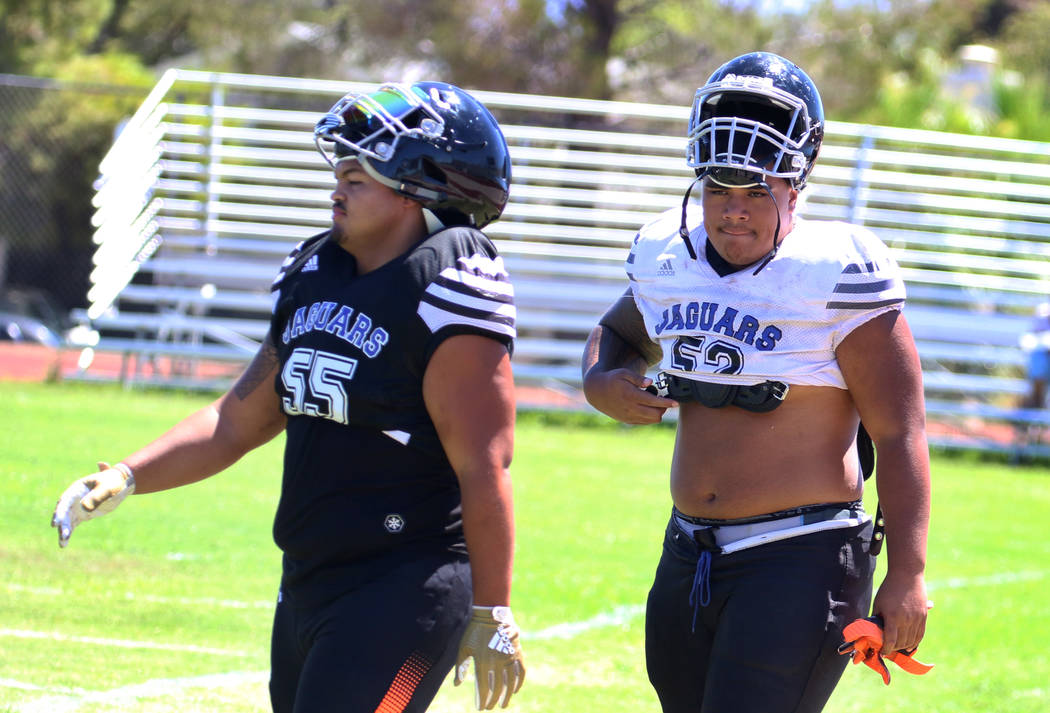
[73,69,1050,456]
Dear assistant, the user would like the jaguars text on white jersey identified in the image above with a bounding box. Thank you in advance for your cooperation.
[628,205,905,389]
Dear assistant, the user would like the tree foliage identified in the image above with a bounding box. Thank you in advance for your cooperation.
[2,0,1048,313]
[1,0,1048,133]
[0,49,154,308]
[345,0,1048,134]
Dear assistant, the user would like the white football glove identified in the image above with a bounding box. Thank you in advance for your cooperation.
[51,462,135,548]
[454,605,525,710]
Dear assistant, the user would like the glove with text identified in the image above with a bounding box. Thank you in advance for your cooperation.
[454,605,525,709]
[51,462,135,548]
[838,615,934,685]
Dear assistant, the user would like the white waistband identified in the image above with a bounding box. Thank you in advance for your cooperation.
[673,510,871,555]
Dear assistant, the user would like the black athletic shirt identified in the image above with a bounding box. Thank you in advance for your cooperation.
[268,227,515,595]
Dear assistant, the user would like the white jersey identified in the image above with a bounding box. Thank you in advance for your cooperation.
[628,205,905,389]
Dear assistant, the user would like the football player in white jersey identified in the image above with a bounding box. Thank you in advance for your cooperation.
[52,82,524,712]
[582,52,931,712]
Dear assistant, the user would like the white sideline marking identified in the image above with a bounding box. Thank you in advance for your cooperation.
[0,629,254,658]
[527,570,1049,640]
[531,604,645,640]
[12,671,268,713]
[8,569,1044,617]
[4,567,1041,667]
[4,582,275,610]
[926,569,1046,591]
[3,570,1047,711]
[0,678,84,694]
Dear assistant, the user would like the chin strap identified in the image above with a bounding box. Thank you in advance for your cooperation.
[750,181,781,275]
[679,172,783,274]
[678,175,703,260]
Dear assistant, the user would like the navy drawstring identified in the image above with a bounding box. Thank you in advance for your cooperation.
[688,549,712,632]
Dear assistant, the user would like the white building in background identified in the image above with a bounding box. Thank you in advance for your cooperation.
[942,44,1000,122]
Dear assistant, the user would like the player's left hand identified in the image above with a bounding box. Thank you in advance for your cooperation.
[871,572,929,651]
[51,462,135,548]
[454,605,525,709]
[838,615,934,685]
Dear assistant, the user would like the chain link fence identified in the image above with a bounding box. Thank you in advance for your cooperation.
[0,74,147,336]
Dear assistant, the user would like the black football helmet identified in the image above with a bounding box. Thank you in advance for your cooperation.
[687,52,824,190]
[314,81,512,228]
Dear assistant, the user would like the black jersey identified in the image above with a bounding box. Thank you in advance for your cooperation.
[268,227,515,592]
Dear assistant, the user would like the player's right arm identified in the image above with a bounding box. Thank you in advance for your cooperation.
[581,289,676,424]
[51,332,287,547]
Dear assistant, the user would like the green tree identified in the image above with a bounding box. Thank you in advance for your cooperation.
[608,0,771,105]
[326,0,584,96]
[1,51,152,308]
[998,1,1050,78]
[0,0,111,73]
[5,0,1050,139]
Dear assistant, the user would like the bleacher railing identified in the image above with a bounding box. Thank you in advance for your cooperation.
[82,69,1050,456]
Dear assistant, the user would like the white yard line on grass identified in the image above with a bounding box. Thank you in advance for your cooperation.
[0,678,84,694]
[11,671,269,713]
[4,582,275,609]
[5,569,1047,711]
[0,629,255,657]
[926,569,1046,591]
[527,569,1049,639]
[8,568,1044,618]
[531,603,645,640]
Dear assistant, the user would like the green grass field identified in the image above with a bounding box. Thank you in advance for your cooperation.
[2,381,1048,712]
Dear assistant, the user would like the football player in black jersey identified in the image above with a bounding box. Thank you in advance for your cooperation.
[52,81,525,712]
[582,53,931,712]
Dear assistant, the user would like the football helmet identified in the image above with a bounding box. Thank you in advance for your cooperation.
[687,52,824,190]
[315,81,512,228]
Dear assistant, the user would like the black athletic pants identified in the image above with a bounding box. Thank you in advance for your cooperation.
[645,515,875,713]
[269,552,472,713]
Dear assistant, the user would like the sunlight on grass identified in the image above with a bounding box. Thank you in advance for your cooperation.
[1,383,1048,712]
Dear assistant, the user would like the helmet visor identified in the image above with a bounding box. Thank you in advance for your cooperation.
[687,81,815,185]
[314,84,443,167]
[704,165,767,188]
[690,115,807,182]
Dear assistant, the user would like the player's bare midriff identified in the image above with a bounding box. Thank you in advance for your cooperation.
[670,383,864,519]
